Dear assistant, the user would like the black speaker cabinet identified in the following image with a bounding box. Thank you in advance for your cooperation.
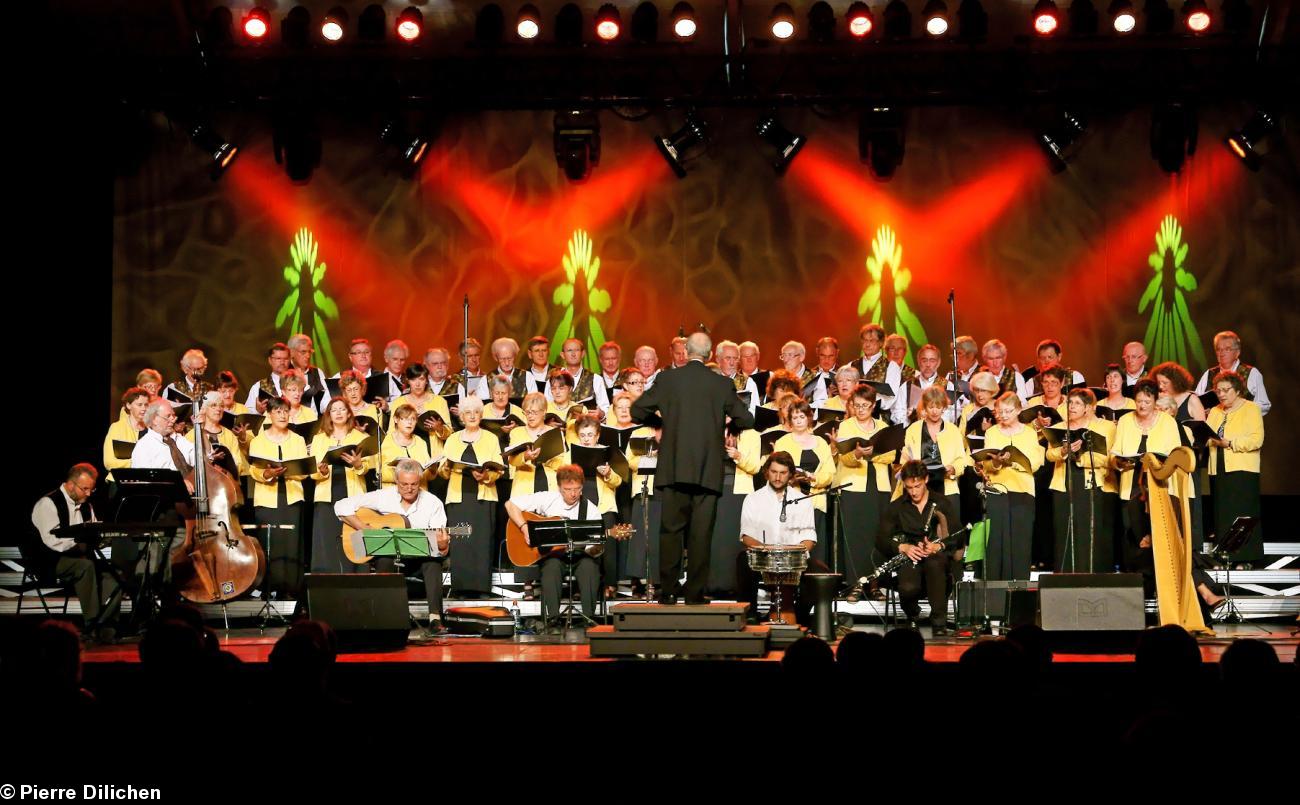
[304,573,411,651]
[1038,573,1144,632]
[955,580,1037,628]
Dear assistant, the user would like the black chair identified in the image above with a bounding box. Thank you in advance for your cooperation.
[14,538,71,616]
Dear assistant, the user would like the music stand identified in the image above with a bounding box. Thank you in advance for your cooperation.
[108,469,188,624]
[244,523,297,632]
[1209,515,1263,630]
[635,455,658,602]
[529,518,606,629]
[360,527,442,641]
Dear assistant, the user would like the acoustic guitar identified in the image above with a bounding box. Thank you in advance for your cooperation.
[506,511,634,567]
[341,507,472,564]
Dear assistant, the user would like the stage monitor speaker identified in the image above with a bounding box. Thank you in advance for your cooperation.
[1038,573,1144,632]
[304,573,410,652]
[955,580,1037,628]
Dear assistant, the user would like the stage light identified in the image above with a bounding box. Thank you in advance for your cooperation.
[556,3,583,45]
[654,112,709,179]
[1033,0,1060,34]
[381,119,431,178]
[282,6,311,48]
[809,2,836,42]
[516,5,541,39]
[476,5,506,43]
[1183,0,1211,31]
[274,110,322,184]
[668,2,696,38]
[1150,102,1198,173]
[322,7,347,41]
[554,110,601,182]
[632,3,660,42]
[396,7,423,41]
[595,4,621,40]
[243,6,270,40]
[923,0,949,36]
[1222,0,1251,33]
[1145,0,1174,34]
[957,0,988,41]
[190,124,239,181]
[1037,109,1088,172]
[1224,109,1277,171]
[358,4,386,41]
[883,0,912,38]
[754,114,805,175]
[858,107,905,181]
[770,4,796,39]
[1106,0,1134,32]
[847,2,874,37]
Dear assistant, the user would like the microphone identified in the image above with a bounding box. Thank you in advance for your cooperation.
[947,288,955,304]
[778,487,788,523]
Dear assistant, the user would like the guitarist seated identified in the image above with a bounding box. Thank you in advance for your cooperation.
[504,465,603,629]
[877,460,962,635]
[335,459,451,631]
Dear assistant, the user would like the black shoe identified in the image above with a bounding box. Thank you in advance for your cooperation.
[657,593,678,606]
[685,596,711,606]
[427,619,448,635]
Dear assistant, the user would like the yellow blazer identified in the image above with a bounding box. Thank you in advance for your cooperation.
[309,428,371,503]
[821,396,849,412]
[982,425,1045,496]
[1110,412,1182,501]
[898,420,972,498]
[247,430,309,508]
[727,429,764,495]
[103,412,143,474]
[835,416,895,493]
[1206,401,1263,475]
[508,426,568,499]
[1045,418,1117,494]
[377,432,432,488]
[774,433,834,512]
[438,430,503,504]
[627,426,658,497]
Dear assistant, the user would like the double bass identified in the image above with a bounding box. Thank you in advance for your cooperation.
[171,395,266,603]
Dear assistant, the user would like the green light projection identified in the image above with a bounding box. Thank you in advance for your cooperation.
[857,225,929,367]
[549,229,612,373]
[1139,215,1206,370]
[275,227,341,374]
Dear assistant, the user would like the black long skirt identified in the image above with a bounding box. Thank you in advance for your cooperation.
[445,499,497,594]
[984,492,1034,581]
[1051,468,1117,573]
[626,495,662,581]
[253,502,305,598]
[838,489,886,582]
[707,488,747,596]
[311,502,366,573]
[1210,471,1263,562]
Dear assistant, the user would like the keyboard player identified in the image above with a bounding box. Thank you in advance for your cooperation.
[27,464,120,643]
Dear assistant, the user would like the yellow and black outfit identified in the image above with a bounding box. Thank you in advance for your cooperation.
[438,430,503,594]
[836,416,897,583]
[1111,411,1183,574]
[1044,418,1118,573]
[626,426,660,583]
[248,429,310,597]
[309,427,371,573]
[709,428,762,596]
[774,432,835,562]
[1206,400,1264,562]
[981,424,1044,580]
[103,410,145,481]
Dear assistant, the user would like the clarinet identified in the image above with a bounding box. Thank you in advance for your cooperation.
[859,504,968,584]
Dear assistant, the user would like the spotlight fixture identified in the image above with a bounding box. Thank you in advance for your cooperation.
[957,0,989,41]
[274,109,322,184]
[809,2,836,42]
[922,0,950,36]
[883,0,912,37]
[654,112,710,179]
[1144,0,1174,34]
[243,6,270,39]
[632,2,660,43]
[1033,0,1060,34]
[672,3,697,38]
[358,4,386,41]
[282,6,311,48]
[1108,0,1136,31]
[476,4,506,43]
[1183,0,1211,31]
[770,3,796,39]
[847,2,874,37]
[321,7,347,41]
[1037,110,1088,172]
[381,119,430,178]
[1150,103,1198,174]
[516,4,541,39]
[396,6,423,41]
[190,124,239,181]
[595,4,621,40]
[859,107,905,181]
[754,114,805,175]
[554,110,601,182]
[556,4,584,45]
[1224,109,1277,171]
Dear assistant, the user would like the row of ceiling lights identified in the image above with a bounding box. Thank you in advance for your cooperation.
[227,0,1246,45]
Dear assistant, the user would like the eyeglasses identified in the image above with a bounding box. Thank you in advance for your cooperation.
[625,380,645,385]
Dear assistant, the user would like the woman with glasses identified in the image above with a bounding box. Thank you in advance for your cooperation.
[835,384,897,600]
[1205,371,1265,567]
[247,396,311,599]
[437,396,503,597]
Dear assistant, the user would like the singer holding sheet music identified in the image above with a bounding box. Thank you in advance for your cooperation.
[899,385,971,512]
[437,396,503,596]
[103,387,150,478]
[1045,387,1118,573]
[1205,371,1265,565]
[773,400,835,564]
[310,399,372,572]
[877,461,962,634]
[738,451,824,623]
[979,392,1044,580]
[376,405,432,489]
[834,385,897,600]
[1109,380,1181,576]
[248,395,311,599]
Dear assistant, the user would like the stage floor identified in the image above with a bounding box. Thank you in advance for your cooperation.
[80,622,1298,665]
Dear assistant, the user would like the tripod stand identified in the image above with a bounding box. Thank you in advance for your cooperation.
[1209,515,1265,632]
[247,523,295,633]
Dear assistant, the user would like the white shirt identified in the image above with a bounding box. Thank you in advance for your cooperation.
[511,490,600,519]
[722,373,760,417]
[593,372,622,411]
[641,370,662,391]
[245,373,282,410]
[459,374,490,401]
[429,377,454,396]
[31,486,93,553]
[1196,361,1270,416]
[740,483,817,546]
[131,429,196,471]
[808,368,837,406]
[301,366,333,412]
[1124,369,1146,386]
[525,367,551,396]
[334,487,449,557]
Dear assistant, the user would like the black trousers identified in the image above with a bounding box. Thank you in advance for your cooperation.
[896,551,953,626]
[657,483,720,601]
[55,555,119,627]
[541,554,601,620]
[374,556,445,620]
[736,552,830,623]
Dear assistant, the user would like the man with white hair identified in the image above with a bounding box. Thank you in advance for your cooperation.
[738,341,769,404]
[980,339,1028,403]
[633,345,661,390]
[668,336,689,370]
[452,338,490,401]
[490,337,527,399]
[808,337,840,407]
[287,333,331,412]
[631,332,754,605]
[422,347,456,397]
[335,458,451,630]
[164,348,209,402]
[592,340,624,411]
[378,339,410,400]
[779,340,816,389]
[131,399,197,487]
[1194,330,1270,415]
[715,340,759,416]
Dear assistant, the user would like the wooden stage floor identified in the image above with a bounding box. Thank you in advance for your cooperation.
[81,622,1299,665]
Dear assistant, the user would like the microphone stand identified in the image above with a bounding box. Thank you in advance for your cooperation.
[946,289,961,426]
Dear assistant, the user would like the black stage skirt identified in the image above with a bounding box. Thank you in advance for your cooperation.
[445,499,497,594]
[1210,471,1263,562]
[1051,466,1118,573]
[708,482,747,596]
[838,489,886,582]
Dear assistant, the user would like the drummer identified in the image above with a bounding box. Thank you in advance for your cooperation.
[737,451,829,624]
[877,460,963,636]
